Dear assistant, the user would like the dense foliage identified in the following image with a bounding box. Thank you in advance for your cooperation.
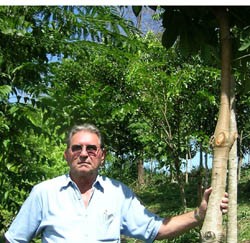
[0,5,249,242]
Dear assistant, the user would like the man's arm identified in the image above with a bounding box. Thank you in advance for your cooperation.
[155,187,229,240]
[156,209,201,240]
[4,185,43,243]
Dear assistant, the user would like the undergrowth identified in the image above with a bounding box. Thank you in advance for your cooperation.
[124,165,250,243]
[1,166,249,242]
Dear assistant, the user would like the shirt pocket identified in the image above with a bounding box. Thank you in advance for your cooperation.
[96,209,120,242]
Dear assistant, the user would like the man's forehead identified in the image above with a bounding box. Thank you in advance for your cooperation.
[71,130,99,143]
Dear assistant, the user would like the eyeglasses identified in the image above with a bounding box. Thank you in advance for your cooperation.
[70,144,100,156]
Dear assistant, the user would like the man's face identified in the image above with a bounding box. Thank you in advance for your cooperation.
[64,130,105,177]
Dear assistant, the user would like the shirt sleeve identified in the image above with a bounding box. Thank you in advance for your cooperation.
[5,185,43,243]
[120,187,163,243]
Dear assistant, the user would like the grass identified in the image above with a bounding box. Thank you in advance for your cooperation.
[237,166,250,242]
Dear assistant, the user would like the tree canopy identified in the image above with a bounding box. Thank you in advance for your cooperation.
[1,6,250,241]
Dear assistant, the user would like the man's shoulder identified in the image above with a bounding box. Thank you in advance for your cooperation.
[32,174,68,192]
[98,175,134,195]
[98,175,126,187]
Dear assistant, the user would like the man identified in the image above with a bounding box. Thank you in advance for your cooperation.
[5,123,228,242]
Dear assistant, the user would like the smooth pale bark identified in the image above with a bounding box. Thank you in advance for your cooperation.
[227,76,238,243]
[200,8,235,242]
[237,131,243,181]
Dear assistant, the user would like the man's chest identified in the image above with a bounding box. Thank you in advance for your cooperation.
[41,187,122,242]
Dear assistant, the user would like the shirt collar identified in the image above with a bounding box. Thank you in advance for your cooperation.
[60,174,73,189]
[61,173,104,193]
[93,174,104,193]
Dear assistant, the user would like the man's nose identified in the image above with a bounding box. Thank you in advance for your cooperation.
[79,146,88,156]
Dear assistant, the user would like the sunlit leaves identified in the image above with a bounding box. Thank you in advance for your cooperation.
[0,85,11,99]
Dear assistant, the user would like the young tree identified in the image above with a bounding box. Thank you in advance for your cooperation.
[132,5,250,242]
[158,6,250,242]
[123,32,221,209]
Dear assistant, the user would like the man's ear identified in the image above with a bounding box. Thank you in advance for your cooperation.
[101,148,106,165]
[64,150,70,165]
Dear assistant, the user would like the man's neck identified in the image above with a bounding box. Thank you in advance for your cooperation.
[70,172,98,194]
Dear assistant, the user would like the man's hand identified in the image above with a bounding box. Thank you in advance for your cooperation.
[220,192,229,214]
[156,187,229,240]
[198,187,229,220]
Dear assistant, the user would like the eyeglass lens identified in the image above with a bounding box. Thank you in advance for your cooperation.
[71,144,98,154]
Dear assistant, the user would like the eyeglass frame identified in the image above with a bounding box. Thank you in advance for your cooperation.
[70,144,101,156]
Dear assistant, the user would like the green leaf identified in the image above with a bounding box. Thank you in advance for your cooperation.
[9,106,18,115]
[161,10,180,49]
[6,163,19,173]
[239,38,250,51]
[132,6,142,17]
[0,85,12,98]
[3,139,10,148]
[26,110,42,128]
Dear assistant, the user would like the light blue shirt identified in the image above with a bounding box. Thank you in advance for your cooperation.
[5,174,163,242]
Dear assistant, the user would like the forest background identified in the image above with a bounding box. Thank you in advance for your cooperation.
[0,6,249,242]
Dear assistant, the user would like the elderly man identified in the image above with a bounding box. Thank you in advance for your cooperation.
[5,123,228,242]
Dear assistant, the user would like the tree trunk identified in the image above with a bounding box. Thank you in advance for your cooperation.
[198,143,204,204]
[170,164,176,183]
[237,130,243,181]
[137,158,145,185]
[227,76,238,243]
[188,148,193,173]
[185,153,189,184]
[204,153,209,189]
[174,158,187,210]
[201,7,236,242]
